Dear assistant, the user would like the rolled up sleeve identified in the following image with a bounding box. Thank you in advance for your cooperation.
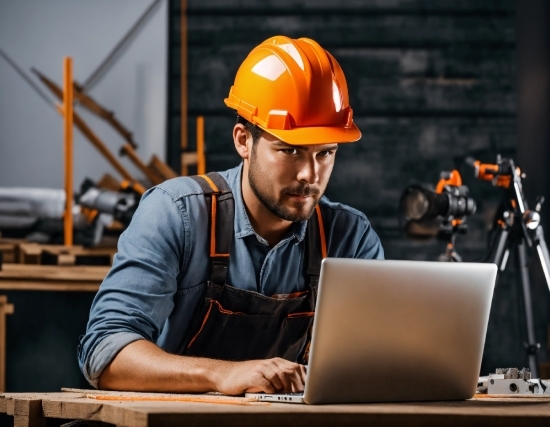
[78,187,187,387]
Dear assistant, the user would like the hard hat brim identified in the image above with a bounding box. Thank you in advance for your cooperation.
[257,122,362,146]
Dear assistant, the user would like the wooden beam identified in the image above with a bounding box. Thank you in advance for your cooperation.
[63,57,74,246]
[197,115,205,175]
[149,155,178,181]
[0,264,108,292]
[13,399,45,427]
[3,391,550,427]
[181,152,198,166]
[0,296,13,392]
[120,143,164,185]
[33,68,140,183]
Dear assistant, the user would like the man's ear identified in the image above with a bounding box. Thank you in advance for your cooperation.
[233,123,252,160]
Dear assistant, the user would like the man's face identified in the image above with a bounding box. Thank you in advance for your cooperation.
[247,132,338,222]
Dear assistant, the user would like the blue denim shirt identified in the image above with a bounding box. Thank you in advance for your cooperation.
[78,163,384,387]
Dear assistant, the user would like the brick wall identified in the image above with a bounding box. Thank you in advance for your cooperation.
[168,0,550,374]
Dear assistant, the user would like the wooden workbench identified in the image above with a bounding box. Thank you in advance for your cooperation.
[1,390,550,427]
[0,264,108,292]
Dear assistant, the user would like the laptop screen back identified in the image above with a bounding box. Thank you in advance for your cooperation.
[304,259,497,404]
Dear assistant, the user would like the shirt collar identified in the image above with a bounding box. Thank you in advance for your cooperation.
[229,163,308,243]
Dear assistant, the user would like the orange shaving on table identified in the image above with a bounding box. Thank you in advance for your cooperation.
[474,393,550,399]
[87,394,270,406]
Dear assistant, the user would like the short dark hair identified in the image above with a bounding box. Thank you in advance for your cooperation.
[236,115,263,144]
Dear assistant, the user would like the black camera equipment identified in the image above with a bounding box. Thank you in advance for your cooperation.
[466,155,550,378]
[400,170,477,262]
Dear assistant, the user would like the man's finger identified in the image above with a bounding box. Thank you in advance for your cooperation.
[247,377,276,394]
[299,364,307,384]
[272,359,304,392]
[261,364,285,392]
[278,370,294,392]
[287,368,305,392]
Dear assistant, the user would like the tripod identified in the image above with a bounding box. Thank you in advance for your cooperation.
[482,157,550,378]
[437,221,466,262]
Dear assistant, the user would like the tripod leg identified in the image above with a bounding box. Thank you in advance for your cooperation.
[491,228,510,271]
[516,242,540,377]
[535,226,550,292]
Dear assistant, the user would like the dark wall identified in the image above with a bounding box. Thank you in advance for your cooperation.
[5,291,95,392]
[167,0,550,374]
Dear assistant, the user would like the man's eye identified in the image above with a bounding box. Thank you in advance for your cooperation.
[318,150,334,158]
[281,149,298,155]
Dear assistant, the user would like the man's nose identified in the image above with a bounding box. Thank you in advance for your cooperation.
[296,157,319,184]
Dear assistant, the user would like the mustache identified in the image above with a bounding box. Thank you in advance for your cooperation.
[282,185,321,197]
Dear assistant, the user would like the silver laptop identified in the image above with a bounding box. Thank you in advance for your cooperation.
[246,258,497,404]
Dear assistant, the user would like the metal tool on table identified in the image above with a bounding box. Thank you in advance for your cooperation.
[479,368,550,395]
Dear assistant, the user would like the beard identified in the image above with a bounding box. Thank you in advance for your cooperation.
[248,151,322,222]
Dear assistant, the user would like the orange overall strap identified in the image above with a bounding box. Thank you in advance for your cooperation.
[305,204,326,288]
[190,173,234,284]
[315,204,327,259]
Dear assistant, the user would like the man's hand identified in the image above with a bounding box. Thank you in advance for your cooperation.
[216,358,306,395]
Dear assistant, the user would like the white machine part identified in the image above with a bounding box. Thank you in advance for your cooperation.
[485,368,550,395]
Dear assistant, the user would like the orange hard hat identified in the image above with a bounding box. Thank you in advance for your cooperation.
[224,36,361,145]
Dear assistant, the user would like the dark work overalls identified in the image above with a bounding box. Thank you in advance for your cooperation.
[182,172,326,363]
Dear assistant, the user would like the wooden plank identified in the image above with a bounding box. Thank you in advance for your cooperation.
[63,56,74,247]
[13,399,45,427]
[181,151,198,166]
[0,296,13,393]
[0,264,107,291]
[16,243,41,265]
[179,15,515,48]
[0,281,100,292]
[0,264,109,281]
[40,250,112,266]
[61,388,266,406]
[97,173,122,191]
[3,392,550,427]
[148,155,179,181]
[0,241,19,264]
[16,243,116,266]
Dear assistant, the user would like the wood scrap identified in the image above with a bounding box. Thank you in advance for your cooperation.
[88,394,269,406]
[16,243,115,266]
[61,388,269,406]
[0,240,20,264]
[474,392,550,399]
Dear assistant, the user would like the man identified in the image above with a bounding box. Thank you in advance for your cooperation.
[78,36,383,395]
